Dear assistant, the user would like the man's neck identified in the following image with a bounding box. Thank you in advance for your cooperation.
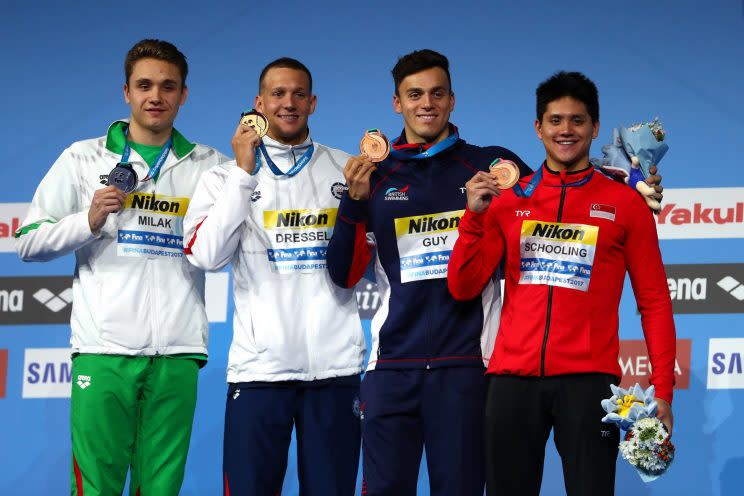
[545,158,591,173]
[127,120,172,147]
[267,127,309,146]
[404,123,450,146]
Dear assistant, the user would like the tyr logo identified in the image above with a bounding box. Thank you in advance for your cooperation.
[515,210,531,217]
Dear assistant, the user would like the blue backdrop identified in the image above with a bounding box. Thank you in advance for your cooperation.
[1,1,743,494]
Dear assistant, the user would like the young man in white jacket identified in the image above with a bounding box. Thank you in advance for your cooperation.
[183,58,365,495]
[15,39,228,496]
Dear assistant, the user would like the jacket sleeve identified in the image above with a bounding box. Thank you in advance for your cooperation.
[624,195,677,404]
[447,204,505,300]
[326,193,373,289]
[183,162,258,271]
[15,147,98,262]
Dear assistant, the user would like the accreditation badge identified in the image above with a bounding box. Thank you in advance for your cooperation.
[519,220,598,291]
[395,209,464,283]
[116,192,190,259]
[262,208,338,273]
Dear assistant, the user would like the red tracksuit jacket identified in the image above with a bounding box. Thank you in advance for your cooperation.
[448,164,676,403]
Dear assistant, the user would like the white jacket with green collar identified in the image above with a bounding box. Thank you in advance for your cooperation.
[15,120,229,356]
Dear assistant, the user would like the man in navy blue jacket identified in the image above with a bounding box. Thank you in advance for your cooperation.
[327,49,531,496]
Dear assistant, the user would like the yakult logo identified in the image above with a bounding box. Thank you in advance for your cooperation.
[655,188,744,239]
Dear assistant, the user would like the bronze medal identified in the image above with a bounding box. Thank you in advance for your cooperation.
[239,110,269,138]
[360,129,390,162]
[489,159,519,189]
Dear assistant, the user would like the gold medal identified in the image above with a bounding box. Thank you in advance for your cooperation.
[489,158,519,189]
[360,129,390,162]
[239,110,269,138]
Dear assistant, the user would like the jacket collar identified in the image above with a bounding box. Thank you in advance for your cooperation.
[105,120,195,159]
[260,133,313,173]
[532,161,595,187]
[390,123,462,154]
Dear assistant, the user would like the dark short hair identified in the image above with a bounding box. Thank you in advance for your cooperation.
[258,57,313,93]
[391,49,452,95]
[124,39,188,86]
[536,71,599,123]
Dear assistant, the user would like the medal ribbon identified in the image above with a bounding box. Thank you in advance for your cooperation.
[120,126,173,182]
[389,127,460,160]
[513,166,594,198]
[255,142,315,177]
[512,167,543,198]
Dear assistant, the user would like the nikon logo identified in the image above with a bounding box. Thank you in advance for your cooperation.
[131,194,181,213]
[531,222,586,241]
[408,215,460,234]
[276,212,330,228]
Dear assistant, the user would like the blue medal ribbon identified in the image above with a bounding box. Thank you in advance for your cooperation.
[513,166,594,198]
[255,141,314,177]
[389,128,460,160]
[512,167,543,198]
[120,126,173,183]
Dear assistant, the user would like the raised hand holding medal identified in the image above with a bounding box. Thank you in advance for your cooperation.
[233,109,268,174]
[341,129,388,201]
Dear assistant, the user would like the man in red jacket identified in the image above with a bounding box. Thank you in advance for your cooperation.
[447,71,676,496]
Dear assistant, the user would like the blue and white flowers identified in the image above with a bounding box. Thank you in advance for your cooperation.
[601,383,675,482]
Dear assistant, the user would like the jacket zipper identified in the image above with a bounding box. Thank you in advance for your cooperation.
[425,154,433,370]
[540,176,568,377]
[150,177,160,354]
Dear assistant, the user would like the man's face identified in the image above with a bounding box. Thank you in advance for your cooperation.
[124,58,187,134]
[393,67,455,144]
[255,67,316,145]
[535,96,598,171]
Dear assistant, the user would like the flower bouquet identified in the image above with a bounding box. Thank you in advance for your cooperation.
[591,118,668,210]
[601,383,675,482]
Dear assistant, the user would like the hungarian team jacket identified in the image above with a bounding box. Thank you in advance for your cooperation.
[16,120,228,356]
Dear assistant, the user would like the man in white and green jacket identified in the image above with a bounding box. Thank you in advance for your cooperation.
[15,39,228,496]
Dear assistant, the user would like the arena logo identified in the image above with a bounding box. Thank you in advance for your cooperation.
[0,349,8,399]
[655,188,744,239]
[0,276,73,325]
[664,264,744,314]
[618,339,691,390]
[22,348,72,398]
[707,338,744,389]
[0,202,29,253]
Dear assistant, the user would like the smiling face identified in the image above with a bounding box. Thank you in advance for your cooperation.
[255,67,316,146]
[393,66,455,145]
[124,57,187,145]
[536,96,599,172]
